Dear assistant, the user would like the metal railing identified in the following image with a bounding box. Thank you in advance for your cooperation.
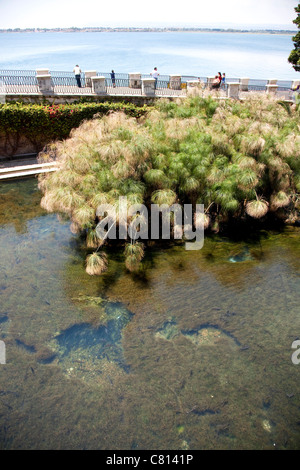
[0,71,40,94]
[106,77,142,95]
[0,69,37,76]
[0,70,297,98]
[50,72,95,94]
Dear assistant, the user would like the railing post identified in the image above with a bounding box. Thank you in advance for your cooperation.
[91,76,106,95]
[85,70,97,88]
[169,75,181,90]
[239,78,249,91]
[36,70,53,94]
[227,82,240,99]
[129,73,141,88]
[207,76,215,89]
[186,80,202,95]
[266,84,278,94]
[291,79,300,90]
[36,69,50,76]
[142,78,156,96]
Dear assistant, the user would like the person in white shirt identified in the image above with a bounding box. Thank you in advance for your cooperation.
[73,65,82,88]
[150,67,159,89]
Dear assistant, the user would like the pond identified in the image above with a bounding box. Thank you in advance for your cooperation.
[0,178,299,450]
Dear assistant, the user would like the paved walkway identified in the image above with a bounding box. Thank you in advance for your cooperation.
[1,83,186,98]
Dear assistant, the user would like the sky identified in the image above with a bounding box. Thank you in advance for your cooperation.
[0,0,298,29]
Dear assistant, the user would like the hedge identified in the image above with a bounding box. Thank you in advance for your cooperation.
[0,101,150,151]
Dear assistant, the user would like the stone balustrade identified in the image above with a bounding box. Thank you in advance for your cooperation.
[227,82,240,99]
[292,80,300,90]
[207,76,216,88]
[0,69,298,103]
[36,69,50,76]
[186,80,202,95]
[239,78,249,91]
[36,73,53,94]
[266,84,278,94]
[91,76,106,95]
[141,78,156,96]
[85,70,97,88]
[169,75,181,90]
[129,73,142,88]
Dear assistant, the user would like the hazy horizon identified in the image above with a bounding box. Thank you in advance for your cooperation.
[0,0,298,30]
[0,23,297,31]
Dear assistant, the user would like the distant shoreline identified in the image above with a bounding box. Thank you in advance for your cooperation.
[0,27,297,35]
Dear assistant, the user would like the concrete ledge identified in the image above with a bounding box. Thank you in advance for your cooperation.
[129,73,141,88]
[142,78,156,96]
[91,76,107,94]
[266,84,278,94]
[0,161,58,180]
[227,82,240,99]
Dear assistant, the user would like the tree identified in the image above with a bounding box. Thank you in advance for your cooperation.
[288,3,300,72]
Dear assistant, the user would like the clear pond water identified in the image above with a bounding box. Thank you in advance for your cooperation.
[0,178,299,449]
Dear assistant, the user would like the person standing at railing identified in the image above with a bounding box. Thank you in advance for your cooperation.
[110,70,116,88]
[221,73,226,89]
[150,67,159,89]
[73,64,82,88]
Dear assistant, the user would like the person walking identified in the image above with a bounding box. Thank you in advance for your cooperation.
[150,67,159,89]
[73,64,82,88]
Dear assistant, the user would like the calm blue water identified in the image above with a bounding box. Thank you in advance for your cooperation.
[0,31,297,80]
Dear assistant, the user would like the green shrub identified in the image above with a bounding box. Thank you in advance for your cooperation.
[38,93,300,275]
[0,101,150,148]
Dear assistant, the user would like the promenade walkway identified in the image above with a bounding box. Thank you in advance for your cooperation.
[0,83,187,98]
[0,70,298,100]
[0,70,187,98]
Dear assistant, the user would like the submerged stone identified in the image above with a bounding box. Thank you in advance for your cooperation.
[155,321,179,341]
[182,324,241,347]
[191,408,220,416]
[15,339,37,354]
[54,302,133,371]
[37,353,57,364]
[228,246,253,263]
[177,425,185,434]
[262,419,272,433]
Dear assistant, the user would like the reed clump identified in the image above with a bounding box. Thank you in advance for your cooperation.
[39,93,300,274]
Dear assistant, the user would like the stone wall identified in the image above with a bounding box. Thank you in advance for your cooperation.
[0,131,48,160]
[3,93,163,107]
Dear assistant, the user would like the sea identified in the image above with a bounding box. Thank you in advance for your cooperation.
[0,31,298,80]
